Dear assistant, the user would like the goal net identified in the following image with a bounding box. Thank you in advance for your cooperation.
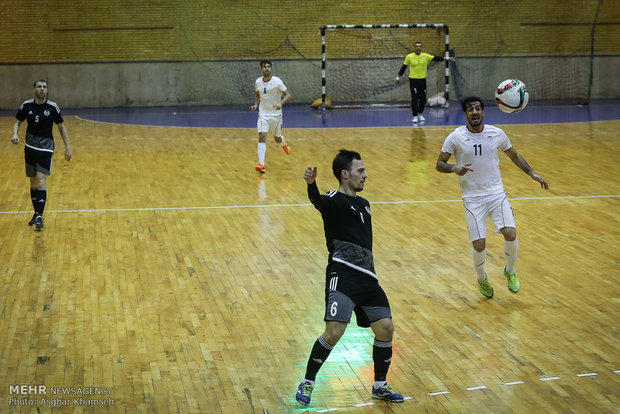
[319,24,450,110]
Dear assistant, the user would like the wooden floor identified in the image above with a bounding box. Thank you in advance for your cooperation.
[0,116,619,413]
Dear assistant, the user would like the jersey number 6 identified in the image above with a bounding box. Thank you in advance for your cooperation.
[330,302,338,317]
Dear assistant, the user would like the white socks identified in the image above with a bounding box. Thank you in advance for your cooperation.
[473,238,518,281]
[473,249,486,282]
[257,142,266,165]
[504,239,518,274]
[279,136,287,146]
[373,380,387,390]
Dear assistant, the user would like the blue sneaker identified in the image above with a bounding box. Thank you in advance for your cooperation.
[295,381,314,406]
[33,215,44,231]
[372,384,404,402]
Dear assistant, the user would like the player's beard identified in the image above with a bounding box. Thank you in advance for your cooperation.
[468,115,482,128]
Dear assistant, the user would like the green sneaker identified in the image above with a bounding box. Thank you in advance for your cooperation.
[504,267,520,293]
[478,277,494,298]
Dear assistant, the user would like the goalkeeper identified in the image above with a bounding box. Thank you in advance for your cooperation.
[396,41,454,124]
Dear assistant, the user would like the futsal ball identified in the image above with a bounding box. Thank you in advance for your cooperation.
[495,79,529,113]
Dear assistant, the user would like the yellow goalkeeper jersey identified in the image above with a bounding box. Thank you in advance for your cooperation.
[403,52,435,79]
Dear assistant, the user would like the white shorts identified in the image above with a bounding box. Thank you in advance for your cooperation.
[463,192,515,242]
[257,113,283,137]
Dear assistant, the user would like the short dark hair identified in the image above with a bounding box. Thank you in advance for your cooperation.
[33,79,47,87]
[461,96,484,112]
[259,59,272,68]
[332,149,361,183]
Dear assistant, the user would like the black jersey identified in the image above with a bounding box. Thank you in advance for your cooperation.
[15,99,64,152]
[308,182,377,279]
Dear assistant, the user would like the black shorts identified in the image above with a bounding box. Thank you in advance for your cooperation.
[324,262,391,327]
[25,146,53,177]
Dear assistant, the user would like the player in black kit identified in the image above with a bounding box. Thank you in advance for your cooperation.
[295,149,404,406]
[11,80,72,230]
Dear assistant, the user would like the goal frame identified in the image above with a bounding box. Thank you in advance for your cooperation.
[319,24,451,111]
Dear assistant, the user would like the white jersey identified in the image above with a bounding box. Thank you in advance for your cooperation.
[441,124,512,198]
[255,75,287,116]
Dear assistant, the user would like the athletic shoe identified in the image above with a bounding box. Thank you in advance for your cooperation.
[504,267,520,293]
[282,144,291,155]
[255,164,266,173]
[418,114,425,121]
[33,215,44,231]
[372,384,404,402]
[478,277,494,298]
[295,381,314,406]
[28,213,37,226]
[412,116,419,123]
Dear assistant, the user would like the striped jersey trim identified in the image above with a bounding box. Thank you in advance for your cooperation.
[25,143,54,153]
[329,276,338,291]
[332,257,378,279]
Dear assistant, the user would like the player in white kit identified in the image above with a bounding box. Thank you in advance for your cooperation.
[251,60,291,173]
[436,96,548,298]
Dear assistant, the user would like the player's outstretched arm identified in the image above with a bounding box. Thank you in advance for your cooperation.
[530,172,549,189]
[436,152,473,176]
[279,90,291,108]
[58,123,72,161]
[504,148,549,189]
[395,64,407,84]
[251,91,260,111]
[11,119,22,144]
[304,166,317,184]
[305,166,325,209]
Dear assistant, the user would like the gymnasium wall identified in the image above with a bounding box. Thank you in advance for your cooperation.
[0,0,618,108]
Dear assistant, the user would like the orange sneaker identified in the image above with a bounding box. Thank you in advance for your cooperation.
[282,144,291,155]
[255,163,266,173]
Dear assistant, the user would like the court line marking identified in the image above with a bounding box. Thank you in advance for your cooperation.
[310,370,616,412]
[71,114,620,129]
[428,391,450,396]
[374,194,619,205]
[0,194,617,216]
